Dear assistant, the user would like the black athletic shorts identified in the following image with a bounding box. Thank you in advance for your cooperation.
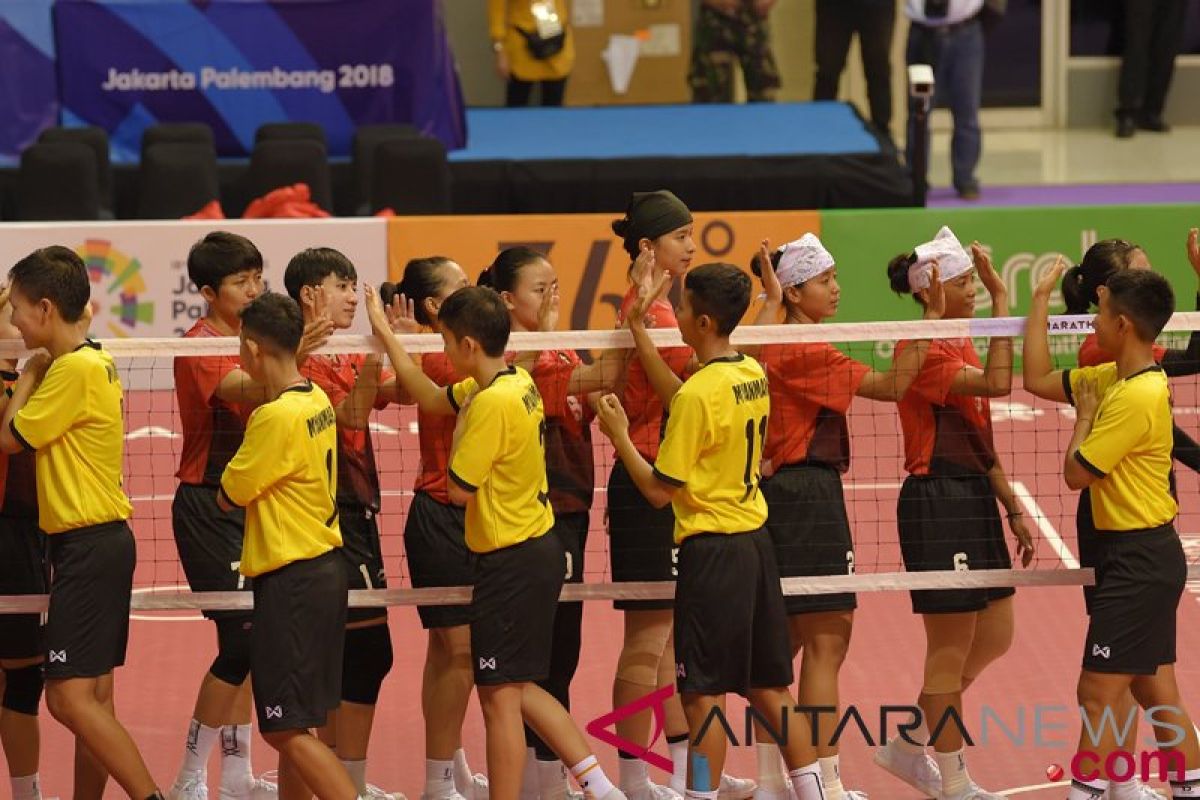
[1076,488,1102,614]
[1084,524,1185,675]
[44,522,135,679]
[251,549,347,732]
[173,483,252,622]
[0,515,47,659]
[763,464,857,615]
[471,532,564,686]
[674,529,793,695]
[607,460,677,611]
[897,473,1015,615]
[339,504,388,624]
[405,491,473,629]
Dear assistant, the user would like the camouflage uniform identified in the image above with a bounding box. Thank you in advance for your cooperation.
[689,2,781,103]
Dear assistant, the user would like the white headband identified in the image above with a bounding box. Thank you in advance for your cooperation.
[908,226,972,292]
[775,233,835,288]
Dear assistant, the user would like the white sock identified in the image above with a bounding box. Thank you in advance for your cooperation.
[1068,778,1108,800]
[894,720,930,754]
[755,744,787,791]
[343,759,368,795]
[520,749,540,800]
[1109,776,1141,799]
[818,756,844,800]
[618,756,649,792]
[427,759,457,798]
[1171,766,1200,798]
[685,791,718,800]
[453,748,476,797]
[220,724,255,793]
[788,764,825,800]
[668,736,689,794]
[11,774,40,800]
[571,756,615,800]
[934,749,969,795]
[537,759,569,800]
[178,719,219,777]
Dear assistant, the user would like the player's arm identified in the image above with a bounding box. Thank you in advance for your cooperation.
[218,410,294,510]
[376,376,413,406]
[986,462,1035,567]
[446,394,500,507]
[0,354,51,455]
[336,354,383,431]
[364,285,455,416]
[214,316,335,407]
[951,245,1013,398]
[594,394,677,508]
[858,269,945,401]
[627,271,685,404]
[1064,376,1101,491]
[1165,229,1200,376]
[1022,256,1070,402]
[1171,423,1200,473]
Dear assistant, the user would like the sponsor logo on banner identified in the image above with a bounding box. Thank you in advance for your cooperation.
[75,239,154,337]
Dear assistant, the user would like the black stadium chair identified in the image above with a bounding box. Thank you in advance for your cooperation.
[245,138,333,212]
[353,124,419,213]
[255,121,327,149]
[370,136,452,215]
[141,123,215,154]
[136,142,220,219]
[16,141,102,221]
[38,125,113,216]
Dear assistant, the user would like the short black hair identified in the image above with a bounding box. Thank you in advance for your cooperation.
[283,247,358,302]
[9,246,90,322]
[1104,268,1174,341]
[240,292,304,354]
[187,231,263,293]
[399,256,455,325]
[438,287,510,357]
[684,263,750,337]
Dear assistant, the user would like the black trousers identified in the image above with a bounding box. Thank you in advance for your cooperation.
[507,77,567,107]
[813,0,896,131]
[1117,0,1187,119]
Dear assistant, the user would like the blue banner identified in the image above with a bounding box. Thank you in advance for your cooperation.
[52,0,466,161]
[0,1,58,163]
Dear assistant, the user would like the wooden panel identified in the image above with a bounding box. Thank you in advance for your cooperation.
[566,0,692,105]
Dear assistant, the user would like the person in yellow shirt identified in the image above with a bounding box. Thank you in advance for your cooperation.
[1024,263,1200,799]
[365,284,623,800]
[0,246,160,800]
[217,293,356,800]
[593,263,825,800]
[489,0,574,106]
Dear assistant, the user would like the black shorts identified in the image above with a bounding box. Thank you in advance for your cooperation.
[1084,524,1185,675]
[897,474,1015,615]
[0,516,47,659]
[763,464,857,615]
[251,549,347,732]
[173,483,252,622]
[44,522,135,679]
[471,532,564,686]
[607,460,677,611]
[406,491,473,629]
[674,529,793,695]
[1077,489,1101,614]
[339,504,388,624]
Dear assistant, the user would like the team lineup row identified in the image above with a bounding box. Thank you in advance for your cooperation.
[0,190,1198,800]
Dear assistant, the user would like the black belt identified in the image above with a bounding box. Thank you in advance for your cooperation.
[912,14,980,35]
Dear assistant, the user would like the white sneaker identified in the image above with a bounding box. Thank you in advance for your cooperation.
[751,788,790,800]
[218,774,278,800]
[843,791,869,800]
[362,784,406,800]
[1106,781,1168,800]
[566,790,585,800]
[422,792,470,800]
[169,771,209,800]
[625,783,683,800]
[597,790,629,800]
[465,774,490,800]
[940,785,1006,800]
[717,774,756,800]
[873,738,941,797]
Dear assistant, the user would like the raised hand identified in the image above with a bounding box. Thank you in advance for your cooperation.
[1187,228,1200,279]
[971,242,1005,302]
[363,284,392,336]
[593,393,630,440]
[757,239,782,308]
[1074,376,1100,424]
[920,265,946,320]
[1033,255,1066,303]
[630,246,657,296]
[629,269,673,330]
[537,282,560,332]
[387,292,421,335]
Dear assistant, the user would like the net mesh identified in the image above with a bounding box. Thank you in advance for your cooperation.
[3,312,1200,614]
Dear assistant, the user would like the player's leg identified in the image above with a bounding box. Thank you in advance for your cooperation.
[960,595,1013,692]
[336,619,396,799]
[479,684,528,800]
[262,729,356,800]
[791,611,854,796]
[1,655,44,800]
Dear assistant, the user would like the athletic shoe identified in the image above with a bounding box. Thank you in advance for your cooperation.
[361,785,406,800]
[625,782,682,800]
[221,772,278,800]
[421,792,470,800]
[598,790,629,800]
[718,774,756,800]
[940,785,1005,800]
[873,738,940,797]
[844,791,869,799]
[1106,781,1168,800]
[169,771,209,800]
[751,788,791,800]
[466,774,490,800]
[567,790,585,800]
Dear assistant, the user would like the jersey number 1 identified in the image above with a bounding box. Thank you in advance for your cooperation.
[742,416,768,502]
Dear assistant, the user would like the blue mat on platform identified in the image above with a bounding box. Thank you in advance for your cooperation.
[450,102,880,162]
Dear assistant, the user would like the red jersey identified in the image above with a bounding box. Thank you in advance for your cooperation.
[896,338,996,476]
[175,319,253,486]
[1078,333,1166,367]
[758,341,869,473]
[413,352,461,503]
[616,287,692,459]
[529,348,594,514]
[301,354,393,511]
[0,369,36,518]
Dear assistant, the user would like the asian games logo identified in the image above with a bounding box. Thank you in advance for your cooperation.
[75,239,154,337]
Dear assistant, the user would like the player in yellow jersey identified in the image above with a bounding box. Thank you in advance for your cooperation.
[594,263,825,800]
[1025,264,1200,800]
[365,285,625,800]
[0,246,162,800]
[217,293,356,800]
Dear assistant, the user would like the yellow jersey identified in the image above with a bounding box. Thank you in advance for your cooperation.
[11,341,132,533]
[488,0,575,81]
[1067,363,1177,531]
[220,382,342,576]
[447,367,554,554]
[654,354,770,543]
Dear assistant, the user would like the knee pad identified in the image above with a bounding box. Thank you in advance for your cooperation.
[342,625,394,705]
[210,617,252,686]
[3,664,45,715]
